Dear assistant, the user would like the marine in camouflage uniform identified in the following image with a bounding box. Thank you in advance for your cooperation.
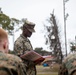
[0,28,26,75]
[0,52,26,75]
[58,52,76,75]
[14,19,36,75]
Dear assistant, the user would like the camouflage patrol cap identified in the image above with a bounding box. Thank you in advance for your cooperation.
[23,19,35,32]
[63,53,76,75]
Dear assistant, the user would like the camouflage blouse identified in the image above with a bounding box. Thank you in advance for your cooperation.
[14,34,36,75]
[58,52,76,75]
[14,34,33,56]
[0,52,26,75]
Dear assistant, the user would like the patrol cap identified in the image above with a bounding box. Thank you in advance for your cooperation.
[23,19,35,32]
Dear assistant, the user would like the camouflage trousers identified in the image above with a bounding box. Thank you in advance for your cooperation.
[58,64,68,75]
[26,65,36,75]
[23,59,36,75]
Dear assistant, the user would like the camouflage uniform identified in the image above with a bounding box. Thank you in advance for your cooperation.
[0,51,26,75]
[14,34,36,75]
[58,52,76,75]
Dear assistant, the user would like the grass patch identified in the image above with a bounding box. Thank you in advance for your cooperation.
[36,65,59,75]
[49,63,60,72]
[37,74,57,75]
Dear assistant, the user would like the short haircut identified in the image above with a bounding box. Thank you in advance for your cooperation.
[0,28,8,40]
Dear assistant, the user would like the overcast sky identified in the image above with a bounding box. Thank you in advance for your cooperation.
[0,0,76,53]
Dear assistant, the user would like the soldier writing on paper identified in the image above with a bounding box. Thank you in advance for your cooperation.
[14,19,36,75]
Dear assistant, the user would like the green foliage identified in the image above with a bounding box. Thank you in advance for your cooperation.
[0,8,21,35]
[0,13,11,29]
[70,42,76,52]
[34,47,51,55]
[0,13,19,35]
[9,50,15,54]
[34,47,43,53]
[0,8,27,36]
[9,18,20,35]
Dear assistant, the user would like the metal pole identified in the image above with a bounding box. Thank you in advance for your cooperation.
[63,0,67,56]
[75,36,76,50]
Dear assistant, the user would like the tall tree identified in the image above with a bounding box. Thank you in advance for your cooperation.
[69,37,76,53]
[0,8,11,30]
[0,8,21,35]
[44,11,63,63]
[70,42,76,52]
